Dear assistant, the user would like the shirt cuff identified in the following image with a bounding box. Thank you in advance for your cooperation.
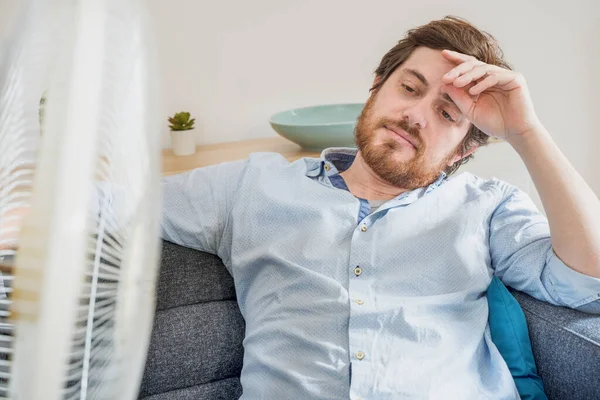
[546,247,600,312]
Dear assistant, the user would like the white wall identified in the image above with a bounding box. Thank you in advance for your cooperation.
[144,0,600,207]
[2,0,599,209]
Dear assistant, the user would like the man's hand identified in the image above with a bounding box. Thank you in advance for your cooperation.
[440,49,543,141]
[0,206,29,250]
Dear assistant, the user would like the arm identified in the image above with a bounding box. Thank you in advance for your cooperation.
[489,183,600,314]
[1,159,249,268]
[506,127,600,279]
[160,158,248,259]
[440,50,600,313]
[496,129,600,314]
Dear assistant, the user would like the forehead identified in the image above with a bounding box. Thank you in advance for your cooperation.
[395,47,456,87]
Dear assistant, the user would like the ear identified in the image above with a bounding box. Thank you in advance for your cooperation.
[447,144,478,167]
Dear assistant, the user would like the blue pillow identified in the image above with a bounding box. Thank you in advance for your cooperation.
[487,276,548,400]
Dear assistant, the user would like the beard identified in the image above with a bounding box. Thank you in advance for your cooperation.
[354,93,457,190]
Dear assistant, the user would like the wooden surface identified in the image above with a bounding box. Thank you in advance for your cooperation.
[162,136,320,176]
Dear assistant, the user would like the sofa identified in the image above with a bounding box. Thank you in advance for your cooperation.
[137,240,600,400]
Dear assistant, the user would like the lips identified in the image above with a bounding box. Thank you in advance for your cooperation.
[384,125,417,149]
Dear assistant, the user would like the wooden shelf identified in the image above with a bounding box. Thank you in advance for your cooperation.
[162,136,320,176]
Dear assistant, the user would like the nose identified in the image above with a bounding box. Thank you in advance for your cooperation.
[401,102,427,130]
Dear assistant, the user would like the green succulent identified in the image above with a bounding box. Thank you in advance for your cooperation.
[168,111,195,131]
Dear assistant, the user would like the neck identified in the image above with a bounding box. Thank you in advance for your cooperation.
[339,152,409,200]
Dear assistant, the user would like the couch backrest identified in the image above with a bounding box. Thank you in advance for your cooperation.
[510,289,600,400]
[138,241,245,400]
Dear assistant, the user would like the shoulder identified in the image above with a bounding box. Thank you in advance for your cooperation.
[449,171,522,196]
[246,152,321,176]
[246,152,290,169]
[445,172,535,213]
[458,173,542,219]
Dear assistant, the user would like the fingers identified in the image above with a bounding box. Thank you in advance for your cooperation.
[441,49,473,63]
[442,59,482,83]
[442,49,523,94]
[451,64,490,88]
[443,83,475,116]
[468,74,500,95]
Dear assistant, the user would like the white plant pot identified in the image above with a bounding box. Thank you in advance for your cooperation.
[170,130,196,156]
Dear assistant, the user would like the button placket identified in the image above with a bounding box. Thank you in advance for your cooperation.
[348,222,372,395]
[353,265,364,306]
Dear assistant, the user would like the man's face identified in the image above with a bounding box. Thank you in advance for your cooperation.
[355,46,473,189]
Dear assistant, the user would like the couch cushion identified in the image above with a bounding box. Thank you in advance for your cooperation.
[140,377,242,400]
[511,289,600,400]
[155,241,237,310]
[138,241,245,399]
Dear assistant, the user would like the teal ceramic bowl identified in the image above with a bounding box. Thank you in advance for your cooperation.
[269,103,364,151]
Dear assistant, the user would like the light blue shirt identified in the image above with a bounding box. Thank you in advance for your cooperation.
[160,148,600,399]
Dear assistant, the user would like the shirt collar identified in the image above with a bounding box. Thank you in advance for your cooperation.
[304,147,447,194]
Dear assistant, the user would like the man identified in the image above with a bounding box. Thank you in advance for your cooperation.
[158,16,600,399]
[3,16,600,399]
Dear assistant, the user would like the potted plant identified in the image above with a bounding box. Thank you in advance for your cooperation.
[168,111,196,156]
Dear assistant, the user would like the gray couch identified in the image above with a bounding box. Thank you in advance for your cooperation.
[138,240,600,400]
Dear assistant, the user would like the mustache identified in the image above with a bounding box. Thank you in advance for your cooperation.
[378,118,421,145]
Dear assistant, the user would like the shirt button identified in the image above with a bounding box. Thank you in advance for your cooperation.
[356,351,365,360]
[355,299,364,305]
[360,225,367,232]
[354,266,362,276]
[324,163,331,171]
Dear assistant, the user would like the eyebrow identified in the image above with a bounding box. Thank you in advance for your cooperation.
[405,69,429,87]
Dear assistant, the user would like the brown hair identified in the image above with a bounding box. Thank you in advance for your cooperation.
[372,16,511,176]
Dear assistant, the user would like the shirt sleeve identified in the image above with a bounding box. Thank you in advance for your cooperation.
[160,158,249,259]
[489,184,600,314]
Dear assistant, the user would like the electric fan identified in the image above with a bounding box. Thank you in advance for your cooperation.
[0,0,163,399]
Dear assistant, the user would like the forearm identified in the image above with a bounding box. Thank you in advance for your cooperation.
[507,126,600,278]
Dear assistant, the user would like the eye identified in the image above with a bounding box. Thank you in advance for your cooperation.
[402,84,416,94]
[441,109,455,122]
